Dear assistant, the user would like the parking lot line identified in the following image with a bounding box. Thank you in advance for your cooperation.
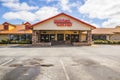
[60,59,70,80]
[1,58,15,66]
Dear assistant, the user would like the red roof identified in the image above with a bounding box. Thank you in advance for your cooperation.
[31,13,96,29]
[0,23,32,34]
[92,27,120,34]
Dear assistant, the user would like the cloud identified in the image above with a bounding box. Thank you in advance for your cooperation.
[79,0,120,27]
[0,0,18,3]
[35,6,59,20]
[46,0,57,2]
[3,11,36,22]
[59,0,71,12]
[0,0,38,11]
[3,6,59,22]
[58,0,81,12]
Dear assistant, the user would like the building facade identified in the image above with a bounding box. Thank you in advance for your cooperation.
[31,13,96,46]
[0,22,32,43]
[92,26,120,41]
[0,13,120,46]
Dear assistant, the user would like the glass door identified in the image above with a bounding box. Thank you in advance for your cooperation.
[71,34,79,42]
[57,34,64,41]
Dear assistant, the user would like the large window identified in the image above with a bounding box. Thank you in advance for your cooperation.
[50,34,55,41]
[92,35,106,40]
[71,34,79,42]
[40,34,50,42]
[65,34,71,41]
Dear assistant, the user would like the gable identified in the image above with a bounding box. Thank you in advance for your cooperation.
[32,13,96,30]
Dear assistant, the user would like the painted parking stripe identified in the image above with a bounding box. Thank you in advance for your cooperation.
[60,59,70,80]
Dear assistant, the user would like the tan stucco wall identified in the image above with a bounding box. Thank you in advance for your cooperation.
[0,35,8,41]
[33,15,91,30]
[110,34,120,41]
[81,34,87,41]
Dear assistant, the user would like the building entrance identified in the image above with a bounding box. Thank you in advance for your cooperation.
[57,34,64,41]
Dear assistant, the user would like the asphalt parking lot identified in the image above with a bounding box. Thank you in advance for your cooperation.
[0,45,120,80]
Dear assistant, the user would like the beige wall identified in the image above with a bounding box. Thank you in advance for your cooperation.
[0,35,8,41]
[110,34,120,41]
[81,34,87,41]
[33,15,92,30]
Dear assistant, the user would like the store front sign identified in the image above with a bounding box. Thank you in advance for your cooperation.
[54,19,72,26]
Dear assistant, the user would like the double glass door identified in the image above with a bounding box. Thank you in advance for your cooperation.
[71,34,79,42]
[57,34,64,41]
[40,34,55,42]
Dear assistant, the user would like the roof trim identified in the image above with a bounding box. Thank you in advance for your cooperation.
[31,12,96,29]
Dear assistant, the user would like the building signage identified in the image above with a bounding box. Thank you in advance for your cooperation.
[54,19,72,26]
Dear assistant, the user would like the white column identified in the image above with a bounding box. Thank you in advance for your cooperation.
[106,35,110,40]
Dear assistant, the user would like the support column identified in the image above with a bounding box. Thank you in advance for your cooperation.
[87,30,92,45]
[79,31,82,42]
[37,31,40,42]
[55,31,57,41]
[32,30,37,44]
[25,34,27,40]
[39,31,41,42]
[19,35,22,41]
[106,35,110,40]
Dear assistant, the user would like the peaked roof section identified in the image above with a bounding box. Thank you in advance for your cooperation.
[31,13,96,29]
[0,22,32,34]
[3,22,16,27]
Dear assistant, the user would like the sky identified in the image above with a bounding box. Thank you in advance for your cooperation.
[0,0,120,28]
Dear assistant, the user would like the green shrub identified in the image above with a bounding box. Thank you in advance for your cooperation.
[94,40,108,44]
[94,40,120,44]
[0,39,32,44]
[0,39,9,44]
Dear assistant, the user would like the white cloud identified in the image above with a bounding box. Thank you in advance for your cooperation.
[3,11,36,22]
[79,0,120,27]
[59,0,81,12]
[59,0,71,12]
[0,0,38,11]
[0,0,18,3]
[46,0,57,2]
[3,6,59,22]
[35,6,59,20]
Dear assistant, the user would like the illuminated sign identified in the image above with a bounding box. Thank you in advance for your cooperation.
[54,19,72,26]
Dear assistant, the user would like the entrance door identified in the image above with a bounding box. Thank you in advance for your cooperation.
[40,34,50,42]
[71,34,79,42]
[57,34,64,41]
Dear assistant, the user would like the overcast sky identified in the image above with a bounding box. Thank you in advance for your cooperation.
[0,0,120,28]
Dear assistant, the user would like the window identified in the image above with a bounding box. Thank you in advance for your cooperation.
[71,34,79,42]
[40,34,50,42]
[3,22,9,30]
[92,35,106,40]
[50,34,55,41]
[25,26,30,30]
[65,34,71,41]
[4,25,8,30]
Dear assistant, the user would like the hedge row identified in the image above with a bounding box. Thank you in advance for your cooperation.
[94,40,120,44]
[0,39,32,44]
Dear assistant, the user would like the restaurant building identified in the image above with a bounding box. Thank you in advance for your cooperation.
[0,13,120,46]
[31,13,96,46]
